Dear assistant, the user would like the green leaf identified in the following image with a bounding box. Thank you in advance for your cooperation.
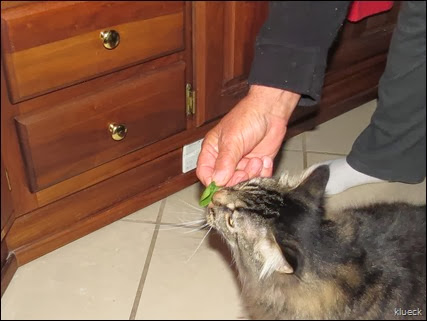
[199,181,219,207]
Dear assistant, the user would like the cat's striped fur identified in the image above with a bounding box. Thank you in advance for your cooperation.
[207,166,426,320]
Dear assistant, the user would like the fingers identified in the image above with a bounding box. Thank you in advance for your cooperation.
[196,164,214,186]
[244,157,263,179]
[226,170,249,187]
[260,156,274,177]
[196,96,286,187]
[196,125,244,187]
[212,141,242,186]
[225,158,263,187]
[196,133,219,186]
[196,149,215,186]
[197,141,274,186]
[236,158,249,171]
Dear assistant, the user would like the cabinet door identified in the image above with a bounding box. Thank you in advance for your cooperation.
[1,155,17,297]
[1,157,14,240]
[193,1,268,126]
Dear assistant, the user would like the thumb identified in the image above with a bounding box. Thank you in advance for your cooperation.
[212,142,242,186]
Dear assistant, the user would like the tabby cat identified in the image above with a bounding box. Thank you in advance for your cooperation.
[206,165,426,320]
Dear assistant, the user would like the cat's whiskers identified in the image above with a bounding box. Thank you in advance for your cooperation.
[165,212,205,225]
[183,222,209,234]
[177,213,205,222]
[157,219,206,231]
[175,216,203,227]
[228,255,237,268]
[186,226,213,263]
[158,225,195,232]
[163,199,206,224]
[176,198,205,213]
[177,218,206,225]
[168,211,205,217]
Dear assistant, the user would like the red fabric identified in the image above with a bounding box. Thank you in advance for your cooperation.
[347,1,394,22]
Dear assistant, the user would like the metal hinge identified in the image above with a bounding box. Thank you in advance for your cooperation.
[186,83,196,115]
[5,169,12,191]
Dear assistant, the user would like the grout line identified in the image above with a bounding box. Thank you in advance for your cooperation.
[156,222,206,229]
[305,150,348,157]
[121,218,158,225]
[122,218,206,229]
[129,199,167,320]
[283,148,304,152]
[302,133,308,169]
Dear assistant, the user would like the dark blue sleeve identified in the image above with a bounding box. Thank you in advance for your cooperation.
[248,1,352,106]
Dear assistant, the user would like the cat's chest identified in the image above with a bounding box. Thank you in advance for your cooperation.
[242,276,344,319]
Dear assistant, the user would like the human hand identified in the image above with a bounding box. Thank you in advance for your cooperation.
[196,85,300,187]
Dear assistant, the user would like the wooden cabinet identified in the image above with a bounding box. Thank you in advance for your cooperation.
[1,1,399,296]
[1,156,17,297]
[193,1,268,126]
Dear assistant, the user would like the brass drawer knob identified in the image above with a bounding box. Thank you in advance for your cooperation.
[109,123,127,141]
[100,30,120,50]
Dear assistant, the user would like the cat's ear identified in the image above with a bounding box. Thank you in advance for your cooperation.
[296,165,330,202]
[255,235,293,279]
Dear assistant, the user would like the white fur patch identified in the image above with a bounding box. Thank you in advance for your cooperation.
[278,167,315,189]
[256,239,293,280]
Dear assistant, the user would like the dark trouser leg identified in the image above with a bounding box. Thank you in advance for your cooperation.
[347,1,426,183]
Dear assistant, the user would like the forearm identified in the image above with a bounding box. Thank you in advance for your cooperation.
[246,85,300,121]
[248,1,352,106]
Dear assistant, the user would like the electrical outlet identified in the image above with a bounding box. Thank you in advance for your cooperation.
[182,138,204,173]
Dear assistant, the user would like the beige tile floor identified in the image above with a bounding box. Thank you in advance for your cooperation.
[2,100,425,320]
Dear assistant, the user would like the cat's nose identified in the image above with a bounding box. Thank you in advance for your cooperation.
[211,190,227,204]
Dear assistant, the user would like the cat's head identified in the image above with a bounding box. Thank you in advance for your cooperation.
[206,165,329,280]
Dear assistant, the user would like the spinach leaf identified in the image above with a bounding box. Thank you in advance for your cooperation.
[199,181,219,207]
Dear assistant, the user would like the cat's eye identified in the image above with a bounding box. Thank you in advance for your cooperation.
[227,214,234,228]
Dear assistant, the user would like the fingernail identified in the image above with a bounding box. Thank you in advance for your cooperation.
[263,156,273,169]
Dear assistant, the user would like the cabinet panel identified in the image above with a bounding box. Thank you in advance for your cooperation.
[15,62,187,192]
[7,148,183,263]
[193,1,268,126]
[1,1,184,103]
[1,155,17,298]
[327,2,400,73]
[1,156,14,235]
[222,2,267,86]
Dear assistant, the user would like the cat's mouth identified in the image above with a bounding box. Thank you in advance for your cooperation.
[206,205,236,233]
[206,207,216,227]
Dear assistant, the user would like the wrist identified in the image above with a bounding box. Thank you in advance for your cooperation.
[246,84,301,121]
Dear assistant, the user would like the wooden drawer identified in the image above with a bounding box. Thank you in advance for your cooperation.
[15,62,187,192]
[1,1,184,103]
